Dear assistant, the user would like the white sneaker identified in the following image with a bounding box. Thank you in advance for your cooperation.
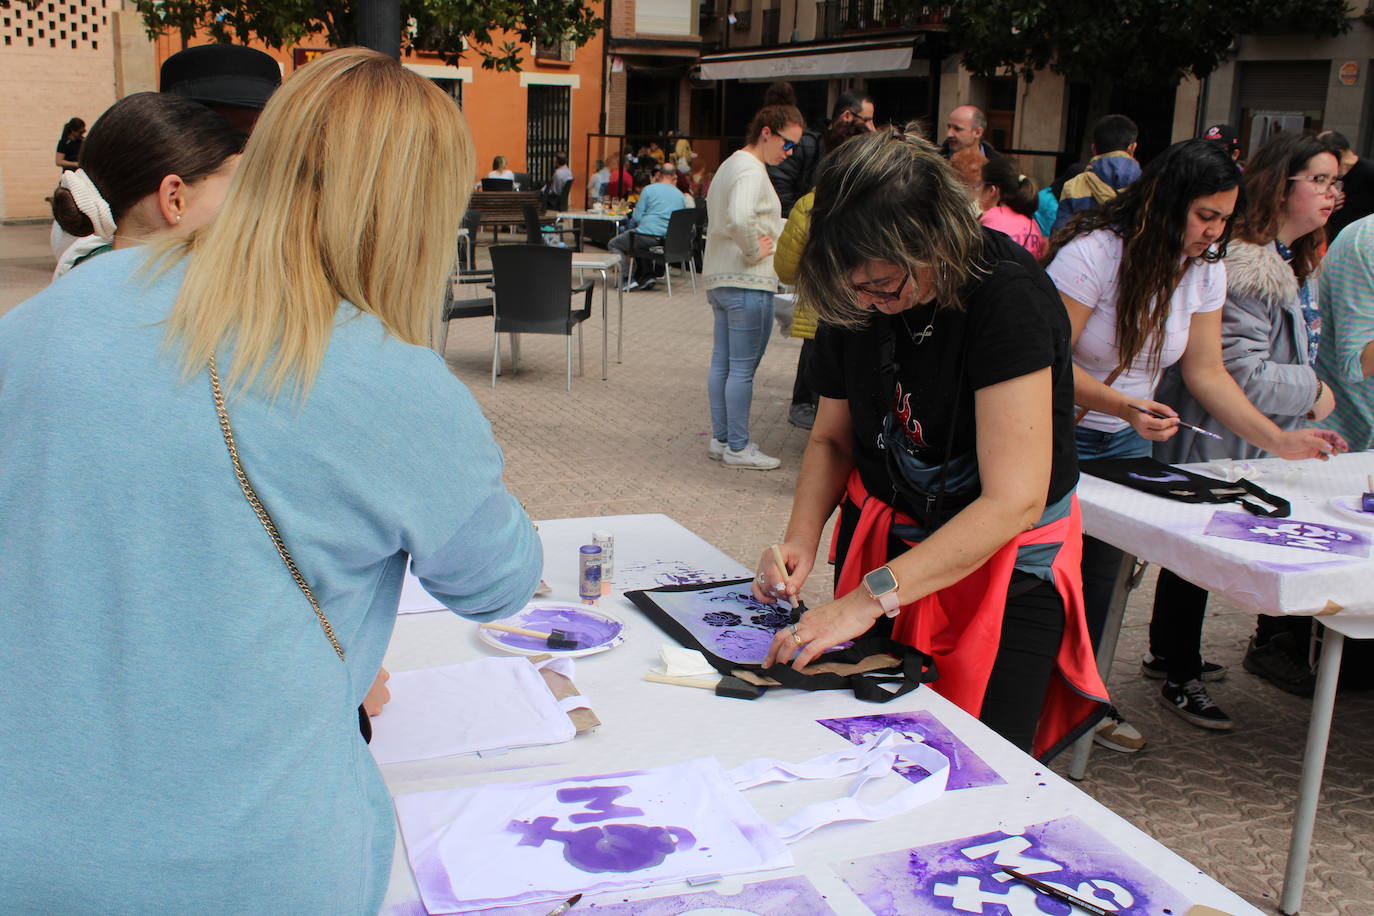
[707,438,727,461]
[722,442,780,470]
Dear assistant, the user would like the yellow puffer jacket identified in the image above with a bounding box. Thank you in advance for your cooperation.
[774,191,817,339]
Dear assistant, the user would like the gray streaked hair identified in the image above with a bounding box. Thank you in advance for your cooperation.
[796,125,986,329]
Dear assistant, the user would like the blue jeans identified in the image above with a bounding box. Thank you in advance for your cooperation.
[1074,425,1150,651]
[707,287,774,451]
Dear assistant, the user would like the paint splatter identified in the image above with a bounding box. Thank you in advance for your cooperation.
[507,817,696,873]
[617,559,741,591]
[817,710,1004,791]
[833,815,1193,915]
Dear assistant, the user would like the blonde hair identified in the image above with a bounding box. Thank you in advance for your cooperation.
[158,48,474,396]
[799,126,985,328]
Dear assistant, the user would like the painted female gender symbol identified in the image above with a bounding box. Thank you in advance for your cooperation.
[507,817,697,873]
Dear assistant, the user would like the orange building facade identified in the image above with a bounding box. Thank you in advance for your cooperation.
[0,7,606,220]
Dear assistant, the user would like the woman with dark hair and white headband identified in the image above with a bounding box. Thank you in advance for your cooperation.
[50,92,244,279]
[755,127,1105,758]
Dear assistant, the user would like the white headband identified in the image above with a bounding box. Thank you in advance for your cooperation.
[59,169,117,239]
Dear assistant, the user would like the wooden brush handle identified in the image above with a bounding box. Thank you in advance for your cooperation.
[643,672,717,690]
[482,622,553,639]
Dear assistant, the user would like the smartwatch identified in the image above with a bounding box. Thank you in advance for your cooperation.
[863,565,902,617]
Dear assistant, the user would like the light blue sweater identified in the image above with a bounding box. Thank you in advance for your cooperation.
[0,248,542,913]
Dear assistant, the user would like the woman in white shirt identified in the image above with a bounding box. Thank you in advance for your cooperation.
[1044,138,1341,752]
[703,104,805,470]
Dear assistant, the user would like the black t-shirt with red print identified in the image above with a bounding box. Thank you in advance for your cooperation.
[810,229,1079,523]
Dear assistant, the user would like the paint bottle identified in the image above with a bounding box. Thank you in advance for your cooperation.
[591,530,614,595]
[578,544,603,604]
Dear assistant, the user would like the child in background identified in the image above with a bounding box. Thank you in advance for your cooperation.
[978,158,1046,259]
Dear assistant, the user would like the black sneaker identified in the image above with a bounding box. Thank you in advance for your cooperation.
[1243,634,1316,697]
[1140,653,1228,682]
[1160,679,1234,730]
[637,277,657,292]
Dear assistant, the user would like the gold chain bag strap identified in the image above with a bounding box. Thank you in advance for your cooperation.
[208,356,346,661]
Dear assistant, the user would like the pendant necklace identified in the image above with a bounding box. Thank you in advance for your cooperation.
[900,309,934,346]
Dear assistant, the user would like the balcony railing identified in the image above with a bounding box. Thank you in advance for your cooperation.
[815,0,946,38]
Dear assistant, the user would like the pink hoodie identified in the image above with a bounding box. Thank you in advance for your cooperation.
[980,205,1047,259]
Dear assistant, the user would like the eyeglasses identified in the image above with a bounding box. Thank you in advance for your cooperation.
[1289,174,1343,194]
[781,136,798,152]
[854,273,910,303]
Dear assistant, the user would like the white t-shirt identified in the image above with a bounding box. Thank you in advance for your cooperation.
[1045,228,1225,432]
[486,169,516,181]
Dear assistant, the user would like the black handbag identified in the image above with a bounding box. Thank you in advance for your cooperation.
[1080,457,1291,518]
[626,578,937,703]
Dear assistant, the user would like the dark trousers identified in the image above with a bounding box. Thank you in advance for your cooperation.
[791,337,817,408]
[836,500,1066,754]
[1149,569,1208,682]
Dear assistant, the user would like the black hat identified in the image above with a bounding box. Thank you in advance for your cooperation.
[160,45,282,110]
[1202,123,1241,153]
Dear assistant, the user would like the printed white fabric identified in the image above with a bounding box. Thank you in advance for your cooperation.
[393,730,948,912]
[368,656,580,765]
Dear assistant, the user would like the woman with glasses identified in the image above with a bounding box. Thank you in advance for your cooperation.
[1044,139,1341,751]
[704,103,805,470]
[1144,132,1348,716]
[755,129,1105,758]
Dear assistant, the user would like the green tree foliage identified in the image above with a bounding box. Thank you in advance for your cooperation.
[131,0,602,71]
[943,0,1351,86]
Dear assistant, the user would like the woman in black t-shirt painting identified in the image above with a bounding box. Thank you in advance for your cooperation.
[753,129,1105,758]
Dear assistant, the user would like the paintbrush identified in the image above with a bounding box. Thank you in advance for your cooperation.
[542,892,582,916]
[643,671,764,700]
[481,621,579,650]
[768,543,793,599]
[1130,405,1222,440]
[1002,868,1109,916]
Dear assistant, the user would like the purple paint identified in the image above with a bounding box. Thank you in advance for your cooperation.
[1203,510,1370,557]
[490,604,623,652]
[652,586,801,664]
[816,711,1005,791]
[833,815,1193,915]
[616,559,740,591]
[557,785,645,823]
[1128,470,1189,483]
[506,817,696,873]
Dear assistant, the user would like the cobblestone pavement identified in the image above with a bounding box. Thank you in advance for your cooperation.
[5,222,1372,915]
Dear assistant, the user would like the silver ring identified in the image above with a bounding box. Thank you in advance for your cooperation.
[789,623,802,645]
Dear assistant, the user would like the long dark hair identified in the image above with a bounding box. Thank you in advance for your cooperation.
[1235,131,1334,284]
[981,157,1038,218]
[52,93,244,237]
[1047,138,1242,373]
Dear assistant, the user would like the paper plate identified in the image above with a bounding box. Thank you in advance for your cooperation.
[479,601,626,658]
[1328,495,1374,526]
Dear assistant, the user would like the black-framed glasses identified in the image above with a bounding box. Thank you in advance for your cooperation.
[855,273,910,303]
[1289,174,1343,193]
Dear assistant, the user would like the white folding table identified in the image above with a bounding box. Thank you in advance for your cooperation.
[378,513,1263,915]
[1074,451,1374,914]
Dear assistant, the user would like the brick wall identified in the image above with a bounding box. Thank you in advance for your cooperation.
[0,0,120,219]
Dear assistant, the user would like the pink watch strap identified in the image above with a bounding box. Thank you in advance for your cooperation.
[876,590,901,616]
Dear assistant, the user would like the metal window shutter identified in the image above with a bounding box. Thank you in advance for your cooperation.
[1238,60,1330,111]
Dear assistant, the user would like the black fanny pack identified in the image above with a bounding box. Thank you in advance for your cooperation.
[1081,457,1291,518]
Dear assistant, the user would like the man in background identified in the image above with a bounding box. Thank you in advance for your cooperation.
[942,104,1000,160]
[608,163,688,292]
[1052,114,1140,233]
[768,88,874,217]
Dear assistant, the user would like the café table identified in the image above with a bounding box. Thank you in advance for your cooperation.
[378,513,1263,915]
[570,251,624,380]
[1072,451,1374,914]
